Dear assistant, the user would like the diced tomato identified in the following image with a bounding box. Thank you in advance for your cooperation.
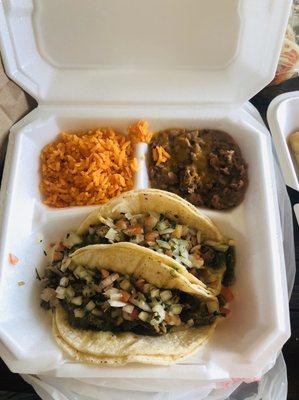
[53,251,63,262]
[101,269,110,278]
[165,250,173,257]
[130,308,139,319]
[115,219,128,230]
[221,286,234,303]
[220,307,231,317]
[144,215,158,230]
[135,278,146,290]
[145,231,159,242]
[56,242,65,252]
[120,290,130,302]
[126,225,143,235]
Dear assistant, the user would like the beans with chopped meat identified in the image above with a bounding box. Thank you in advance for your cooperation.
[148,129,248,210]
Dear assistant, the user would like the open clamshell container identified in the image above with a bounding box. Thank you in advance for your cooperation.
[0,0,292,382]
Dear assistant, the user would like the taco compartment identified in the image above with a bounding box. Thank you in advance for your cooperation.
[42,243,219,365]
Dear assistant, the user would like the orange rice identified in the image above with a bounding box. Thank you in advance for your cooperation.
[40,127,139,208]
[128,120,153,144]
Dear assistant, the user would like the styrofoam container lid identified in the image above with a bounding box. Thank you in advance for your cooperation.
[0,0,292,106]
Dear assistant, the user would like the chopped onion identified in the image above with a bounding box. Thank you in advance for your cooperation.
[71,296,83,306]
[137,291,146,301]
[108,299,127,307]
[74,266,85,279]
[156,240,171,250]
[86,300,96,311]
[169,304,182,315]
[41,288,56,302]
[66,286,75,299]
[178,239,188,248]
[110,293,123,301]
[151,304,165,325]
[180,247,189,259]
[130,298,151,312]
[59,277,69,287]
[104,287,120,297]
[160,290,172,302]
[134,234,144,243]
[91,308,102,316]
[175,255,192,268]
[99,216,115,228]
[119,279,131,291]
[159,228,175,235]
[150,298,159,307]
[63,232,82,248]
[142,283,152,294]
[60,257,71,272]
[123,304,134,314]
[138,311,149,322]
[98,273,119,289]
[157,221,169,232]
[150,288,160,298]
[74,308,85,318]
[105,228,118,242]
[55,286,66,299]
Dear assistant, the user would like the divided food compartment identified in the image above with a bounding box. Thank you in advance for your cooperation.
[0,106,290,379]
[267,91,299,191]
[0,0,292,383]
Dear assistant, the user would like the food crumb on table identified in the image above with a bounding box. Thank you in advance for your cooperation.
[8,253,19,265]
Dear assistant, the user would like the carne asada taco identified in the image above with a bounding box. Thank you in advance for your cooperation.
[67,189,235,294]
[42,243,222,365]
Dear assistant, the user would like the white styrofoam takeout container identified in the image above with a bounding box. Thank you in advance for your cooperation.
[0,0,292,382]
[267,91,299,192]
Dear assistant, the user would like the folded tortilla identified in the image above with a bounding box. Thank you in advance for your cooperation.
[53,243,219,365]
[76,189,228,294]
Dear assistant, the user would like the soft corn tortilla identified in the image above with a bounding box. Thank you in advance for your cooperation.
[76,189,226,293]
[54,243,218,365]
[77,189,223,242]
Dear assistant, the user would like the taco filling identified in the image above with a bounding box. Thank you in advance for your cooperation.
[41,260,220,336]
[57,211,235,290]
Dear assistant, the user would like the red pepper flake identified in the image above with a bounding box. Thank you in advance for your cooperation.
[8,253,19,265]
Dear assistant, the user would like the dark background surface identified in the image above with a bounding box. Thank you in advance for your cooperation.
[0,78,298,399]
